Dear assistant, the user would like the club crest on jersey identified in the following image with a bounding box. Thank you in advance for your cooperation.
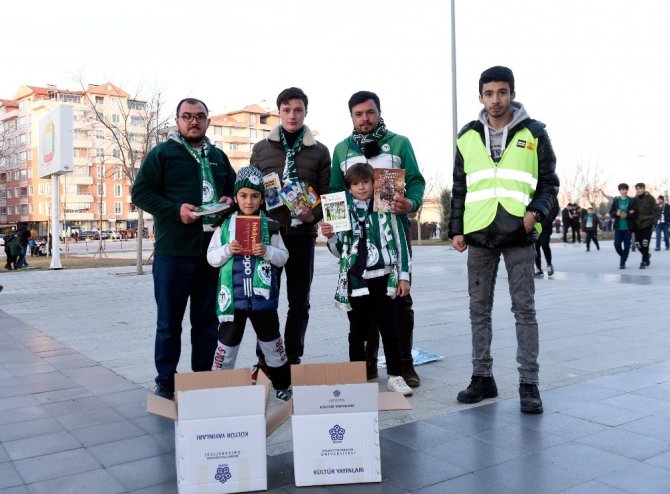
[381,143,391,152]
[218,286,231,312]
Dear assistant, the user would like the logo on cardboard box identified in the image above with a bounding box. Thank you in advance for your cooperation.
[215,465,232,484]
[329,424,346,443]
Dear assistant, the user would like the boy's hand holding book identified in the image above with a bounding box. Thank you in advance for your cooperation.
[229,239,267,257]
[390,194,413,215]
[294,203,314,223]
[321,222,335,239]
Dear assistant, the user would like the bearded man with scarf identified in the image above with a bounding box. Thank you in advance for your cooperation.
[449,66,559,414]
[251,87,331,367]
[331,91,426,387]
[132,98,236,400]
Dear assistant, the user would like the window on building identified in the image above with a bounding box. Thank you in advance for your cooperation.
[27,168,32,178]
[114,202,123,215]
[250,114,257,125]
[249,128,257,139]
[95,96,104,105]
[21,205,28,215]
[6,189,11,198]
[75,148,88,158]
[20,187,27,197]
[112,148,120,159]
[228,127,234,136]
[263,130,270,138]
[28,204,33,214]
[95,148,104,157]
[20,170,27,180]
[112,114,120,124]
[28,185,33,196]
[14,187,19,197]
[96,130,105,140]
[14,205,20,214]
[114,184,122,197]
[127,100,146,111]
[18,100,27,110]
[97,184,105,196]
[130,116,144,126]
[19,151,27,163]
[113,167,122,180]
[75,130,88,140]
[19,133,27,145]
[96,165,105,179]
[59,93,81,104]
[18,116,26,128]
[14,170,20,180]
[98,202,106,215]
[129,204,138,212]
[229,144,239,151]
[212,126,222,136]
[73,165,89,177]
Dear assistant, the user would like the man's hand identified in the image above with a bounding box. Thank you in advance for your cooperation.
[294,203,315,223]
[452,234,467,252]
[523,211,536,233]
[218,196,234,211]
[390,194,413,215]
[180,204,198,224]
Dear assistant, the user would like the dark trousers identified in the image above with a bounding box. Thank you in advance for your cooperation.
[614,230,631,265]
[257,234,315,363]
[634,226,653,263]
[534,231,552,269]
[219,310,290,390]
[585,230,599,250]
[348,276,402,376]
[365,228,415,362]
[152,251,219,390]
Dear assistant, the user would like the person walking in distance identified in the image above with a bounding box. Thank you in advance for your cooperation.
[609,183,636,269]
[132,98,236,400]
[534,199,559,277]
[449,66,559,414]
[582,206,602,252]
[632,182,659,268]
[655,195,670,251]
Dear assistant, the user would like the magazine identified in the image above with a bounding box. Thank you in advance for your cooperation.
[320,191,351,232]
[235,215,261,255]
[373,168,405,212]
[279,180,308,213]
[263,172,283,211]
[193,202,230,216]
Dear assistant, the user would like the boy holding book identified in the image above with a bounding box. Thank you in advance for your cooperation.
[207,167,292,400]
[321,163,413,396]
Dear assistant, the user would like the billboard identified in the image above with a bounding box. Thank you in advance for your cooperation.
[38,105,74,178]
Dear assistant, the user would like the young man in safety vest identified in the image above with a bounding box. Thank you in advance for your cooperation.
[448,66,559,414]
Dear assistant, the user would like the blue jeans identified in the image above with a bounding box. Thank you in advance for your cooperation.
[614,230,631,265]
[655,223,669,249]
[467,244,540,384]
[152,253,219,389]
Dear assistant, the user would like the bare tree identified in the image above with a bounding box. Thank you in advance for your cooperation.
[562,158,610,207]
[79,79,172,274]
[411,171,441,245]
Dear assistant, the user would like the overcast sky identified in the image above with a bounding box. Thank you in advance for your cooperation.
[3,0,668,197]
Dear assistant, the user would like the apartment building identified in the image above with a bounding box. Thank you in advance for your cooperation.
[0,84,279,238]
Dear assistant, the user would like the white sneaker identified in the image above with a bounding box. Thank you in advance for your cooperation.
[387,375,413,396]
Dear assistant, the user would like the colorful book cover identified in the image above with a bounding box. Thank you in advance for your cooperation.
[320,192,351,232]
[263,172,283,211]
[303,182,321,208]
[279,181,307,212]
[235,215,261,255]
[373,168,405,213]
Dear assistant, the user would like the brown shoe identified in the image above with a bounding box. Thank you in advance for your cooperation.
[366,359,378,380]
[401,358,420,387]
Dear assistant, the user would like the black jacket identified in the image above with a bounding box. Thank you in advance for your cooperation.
[449,118,559,248]
[609,196,637,231]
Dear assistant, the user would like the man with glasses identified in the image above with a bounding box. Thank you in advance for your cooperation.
[132,98,236,400]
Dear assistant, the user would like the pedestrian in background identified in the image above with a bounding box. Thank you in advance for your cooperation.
[654,195,669,251]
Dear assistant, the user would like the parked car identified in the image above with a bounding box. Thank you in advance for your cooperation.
[79,230,98,240]
[102,230,119,240]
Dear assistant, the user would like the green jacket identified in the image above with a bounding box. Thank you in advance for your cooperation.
[330,131,425,213]
[132,136,236,256]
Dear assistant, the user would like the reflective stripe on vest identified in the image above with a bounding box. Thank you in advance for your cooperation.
[458,127,539,235]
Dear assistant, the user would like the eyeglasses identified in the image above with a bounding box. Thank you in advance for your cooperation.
[179,113,208,123]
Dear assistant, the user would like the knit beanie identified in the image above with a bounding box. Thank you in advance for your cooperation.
[234,166,265,195]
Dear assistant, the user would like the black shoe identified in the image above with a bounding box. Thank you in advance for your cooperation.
[401,358,421,388]
[154,383,174,400]
[547,264,554,276]
[457,375,498,404]
[640,262,646,269]
[288,356,301,365]
[619,263,626,269]
[519,383,543,414]
[534,270,544,278]
[645,256,651,266]
[366,359,379,381]
[655,247,661,251]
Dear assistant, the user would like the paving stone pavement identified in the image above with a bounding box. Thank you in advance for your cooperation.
[0,241,669,493]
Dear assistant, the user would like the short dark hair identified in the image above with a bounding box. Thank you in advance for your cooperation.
[618,183,629,190]
[176,98,209,116]
[658,195,665,201]
[635,182,645,189]
[479,66,515,95]
[348,91,381,113]
[276,87,308,110]
[344,163,374,188]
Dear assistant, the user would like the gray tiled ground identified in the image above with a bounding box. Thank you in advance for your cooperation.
[1,241,669,492]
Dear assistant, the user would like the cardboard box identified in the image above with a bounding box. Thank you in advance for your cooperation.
[147,369,291,494]
[290,362,412,487]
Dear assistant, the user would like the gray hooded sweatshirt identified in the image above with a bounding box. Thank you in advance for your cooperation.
[478,101,529,163]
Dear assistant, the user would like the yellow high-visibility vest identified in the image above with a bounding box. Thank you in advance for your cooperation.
[458,127,540,234]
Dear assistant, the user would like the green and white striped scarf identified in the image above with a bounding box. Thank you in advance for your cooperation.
[180,135,218,227]
[334,195,399,311]
[215,211,272,322]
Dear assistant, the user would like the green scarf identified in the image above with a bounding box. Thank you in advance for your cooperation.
[279,128,304,185]
[215,211,272,322]
[334,195,399,311]
[351,117,388,159]
[180,135,219,227]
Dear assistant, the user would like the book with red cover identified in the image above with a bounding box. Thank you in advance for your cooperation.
[235,215,261,255]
